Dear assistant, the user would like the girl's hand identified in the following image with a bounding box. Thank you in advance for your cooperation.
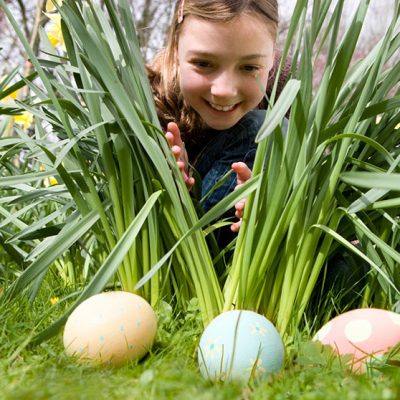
[230,162,252,232]
[165,122,195,190]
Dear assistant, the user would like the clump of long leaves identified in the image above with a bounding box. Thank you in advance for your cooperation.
[222,0,400,336]
[1,0,399,346]
[0,0,256,341]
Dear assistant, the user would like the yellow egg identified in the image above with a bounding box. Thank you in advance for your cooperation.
[63,291,157,366]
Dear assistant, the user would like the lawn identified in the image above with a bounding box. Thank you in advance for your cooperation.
[1,283,399,400]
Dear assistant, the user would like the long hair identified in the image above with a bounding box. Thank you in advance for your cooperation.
[148,0,280,157]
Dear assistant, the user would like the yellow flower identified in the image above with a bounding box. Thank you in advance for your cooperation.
[7,89,18,100]
[46,14,66,51]
[14,111,34,130]
[39,164,59,186]
[50,296,60,305]
[46,0,63,13]
[0,86,19,103]
[45,176,59,187]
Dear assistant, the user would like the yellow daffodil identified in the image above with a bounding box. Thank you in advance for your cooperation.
[45,176,59,186]
[46,13,66,51]
[46,0,63,13]
[14,111,34,130]
[50,296,60,305]
[0,85,19,103]
[7,89,18,101]
[39,164,59,186]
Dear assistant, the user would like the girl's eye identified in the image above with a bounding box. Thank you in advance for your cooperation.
[242,65,260,72]
[191,60,213,69]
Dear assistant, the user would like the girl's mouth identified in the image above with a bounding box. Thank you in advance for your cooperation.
[207,101,240,112]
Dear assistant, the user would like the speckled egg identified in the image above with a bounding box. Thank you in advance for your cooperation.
[198,310,284,382]
[313,308,400,372]
[63,291,157,366]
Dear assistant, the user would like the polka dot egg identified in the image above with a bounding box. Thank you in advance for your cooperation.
[63,291,157,366]
[313,308,400,372]
[198,310,284,382]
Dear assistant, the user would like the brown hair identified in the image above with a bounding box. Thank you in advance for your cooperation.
[148,0,279,157]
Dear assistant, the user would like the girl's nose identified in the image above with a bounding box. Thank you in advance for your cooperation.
[210,71,238,98]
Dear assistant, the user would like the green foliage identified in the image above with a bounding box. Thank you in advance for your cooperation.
[0,0,399,349]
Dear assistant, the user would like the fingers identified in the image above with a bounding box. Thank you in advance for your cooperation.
[231,198,245,232]
[231,162,252,185]
[231,219,242,233]
[166,123,185,163]
[185,176,195,190]
[230,162,251,232]
[166,122,184,148]
[172,145,182,162]
[235,199,246,219]
[165,122,195,190]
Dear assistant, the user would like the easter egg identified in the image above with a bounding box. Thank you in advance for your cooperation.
[63,291,157,366]
[313,308,400,372]
[198,310,284,382]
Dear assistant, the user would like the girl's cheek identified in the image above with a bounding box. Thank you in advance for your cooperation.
[180,70,209,93]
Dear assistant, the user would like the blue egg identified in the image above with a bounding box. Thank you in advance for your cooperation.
[198,310,284,382]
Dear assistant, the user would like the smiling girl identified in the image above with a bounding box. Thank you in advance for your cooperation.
[148,0,282,233]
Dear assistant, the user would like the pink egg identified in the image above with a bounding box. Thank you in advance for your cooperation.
[313,308,400,372]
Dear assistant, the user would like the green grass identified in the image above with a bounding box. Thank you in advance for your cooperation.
[1,283,399,400]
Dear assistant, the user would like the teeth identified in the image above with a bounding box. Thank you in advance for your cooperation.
[209,102,236,112]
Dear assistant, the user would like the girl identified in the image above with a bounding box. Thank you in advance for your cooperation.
[147,0,287,233]
[148,0,365,298]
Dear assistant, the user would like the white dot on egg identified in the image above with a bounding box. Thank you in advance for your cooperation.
[389,312,400,326]
[314,321,332,342]
[344,319,372,342]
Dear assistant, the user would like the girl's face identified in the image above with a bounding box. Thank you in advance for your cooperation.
[177,13,275,131]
